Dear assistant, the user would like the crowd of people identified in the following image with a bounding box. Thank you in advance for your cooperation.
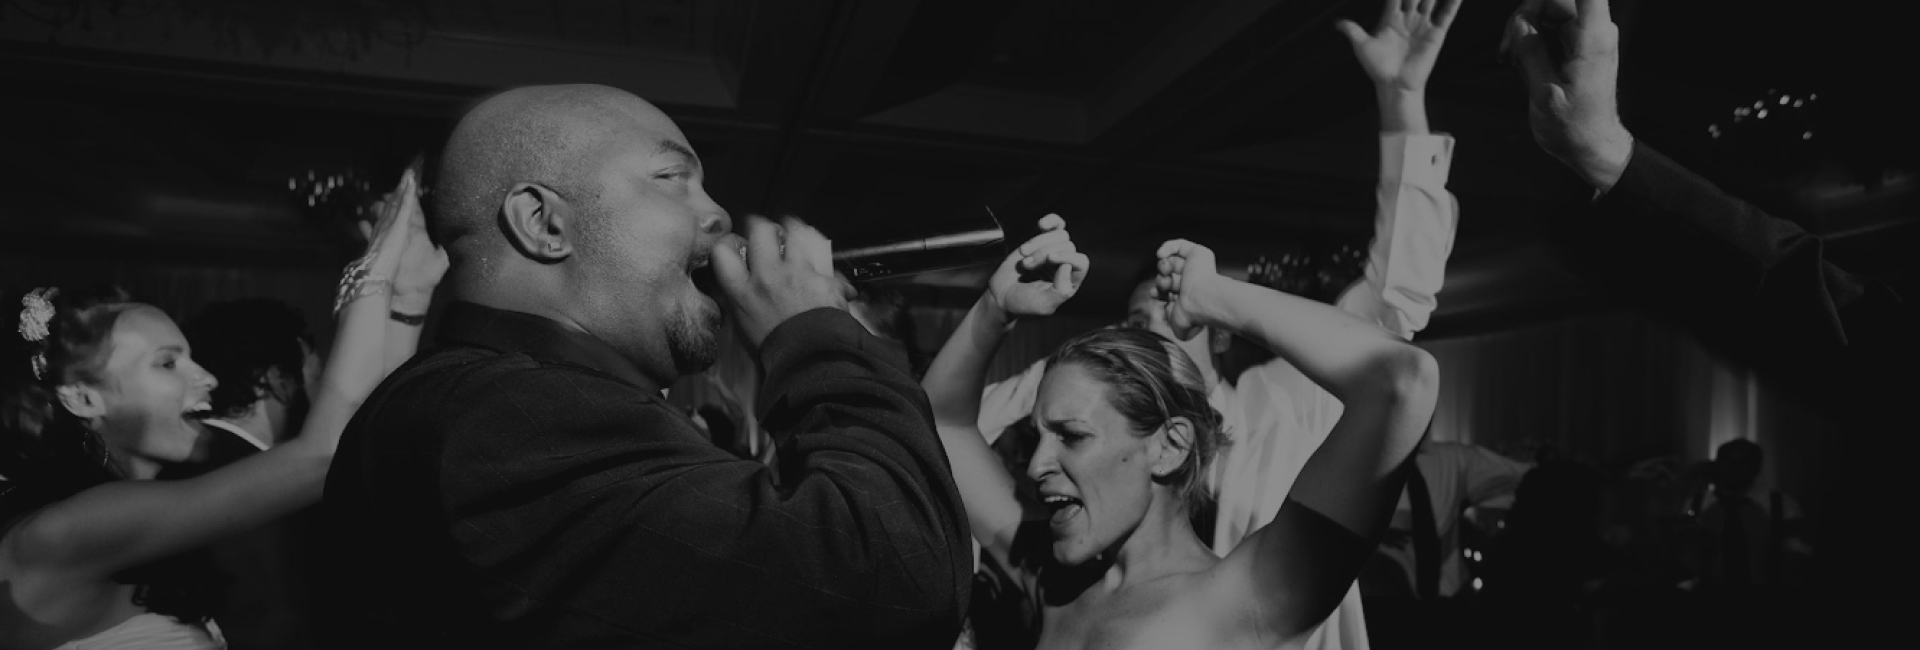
[2,0,1911,648]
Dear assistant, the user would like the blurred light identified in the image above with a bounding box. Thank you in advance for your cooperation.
[1780,96,1790,105]
[1472,578,1484,591]
[1803,132,1813,140]
[1472,550,1483,562]
[287,178,295,190]
[1496,520,1505,529]
[1463,548,1472,558]
[1758,109,1769,119]
[1810,94,1818,100]
[1794,100,1804,107]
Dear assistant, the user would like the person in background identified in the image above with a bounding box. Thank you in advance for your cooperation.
[151,298,325,650]
[1505,0,1914,640]
[0,167,439,650]
[1361,439,1531,648]
[848,282,930,380]
[181,299,322,462]
[1477,459,1611,650]
[1690,439,1809,590]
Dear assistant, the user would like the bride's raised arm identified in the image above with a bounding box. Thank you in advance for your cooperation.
[16,168,442,578]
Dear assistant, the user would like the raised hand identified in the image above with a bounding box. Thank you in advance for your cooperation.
[354,169,420,286]
[1153,239,1227,343]
[1503,0,1634,190]
[365,163,448,315]
[986,214,1090,319]
[712,215,856,348]
[1337,0,1464,93]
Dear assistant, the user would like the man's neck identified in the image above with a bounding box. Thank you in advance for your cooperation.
[447,288,680,392]
[453,276,584,331]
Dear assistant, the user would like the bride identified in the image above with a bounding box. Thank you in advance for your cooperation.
[0,168,442,650]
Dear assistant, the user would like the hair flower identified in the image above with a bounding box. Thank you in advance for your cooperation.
[18,287,57,343]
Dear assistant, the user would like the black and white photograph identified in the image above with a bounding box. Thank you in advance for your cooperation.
[2,1,1913,648]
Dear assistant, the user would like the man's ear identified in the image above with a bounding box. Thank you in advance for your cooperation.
[260,366,298,404]
[500,183,575,262]
[1152,416,1196,478]
[55,384,107,420]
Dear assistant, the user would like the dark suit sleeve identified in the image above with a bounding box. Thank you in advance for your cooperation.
[1559,142,1902,353]
[440,308,970,648]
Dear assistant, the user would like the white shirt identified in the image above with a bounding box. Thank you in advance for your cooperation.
[1377,441,1531,598]
[977,133,1459,650]
[200,418,269,452]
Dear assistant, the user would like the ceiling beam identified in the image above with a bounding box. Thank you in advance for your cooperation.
[1082,0,1350,156]
[0,7,736,109]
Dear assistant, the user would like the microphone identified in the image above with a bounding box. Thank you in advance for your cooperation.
[831,209,1007,282]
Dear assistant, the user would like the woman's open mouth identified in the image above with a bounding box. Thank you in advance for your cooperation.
[1041,494,1084,527]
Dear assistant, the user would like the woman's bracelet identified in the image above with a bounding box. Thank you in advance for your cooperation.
[333,256,393,316]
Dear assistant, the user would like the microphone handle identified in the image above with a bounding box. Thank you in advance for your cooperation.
[831,228,1005,261]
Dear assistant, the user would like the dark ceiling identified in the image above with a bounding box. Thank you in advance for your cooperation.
[2,0,1914,336]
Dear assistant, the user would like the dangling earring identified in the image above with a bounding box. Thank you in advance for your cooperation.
[77,426,117,478]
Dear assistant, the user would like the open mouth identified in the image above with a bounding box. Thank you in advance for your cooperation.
[182,400,213,420]
[1041,493,1084,527]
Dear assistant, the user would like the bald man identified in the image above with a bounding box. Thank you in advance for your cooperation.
[323,85,972,649]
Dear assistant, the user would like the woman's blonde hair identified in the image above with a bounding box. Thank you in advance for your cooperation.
[1046,327,1227,513]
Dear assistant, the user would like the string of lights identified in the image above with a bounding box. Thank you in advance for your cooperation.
[1245,238,1366,305]
[1708,88,1816,143]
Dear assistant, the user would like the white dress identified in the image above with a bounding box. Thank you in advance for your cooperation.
[53,613,226,650]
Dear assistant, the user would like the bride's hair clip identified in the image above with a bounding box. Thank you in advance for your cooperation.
[18,287,58,380]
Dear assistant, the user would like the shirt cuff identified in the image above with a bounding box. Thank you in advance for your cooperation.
[1382,132,1455,188]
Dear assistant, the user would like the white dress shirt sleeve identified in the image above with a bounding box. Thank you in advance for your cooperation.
[976,357,1048,446]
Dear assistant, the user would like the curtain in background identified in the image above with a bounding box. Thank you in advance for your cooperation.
[1418,309,1828,514]
[671,302,1829,517]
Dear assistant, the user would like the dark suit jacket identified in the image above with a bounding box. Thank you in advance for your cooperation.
[159,422,326,650]
[322,302,971,649]
[1549,142,1914,641]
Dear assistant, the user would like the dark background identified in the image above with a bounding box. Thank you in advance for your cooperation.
[4,0,1911,337]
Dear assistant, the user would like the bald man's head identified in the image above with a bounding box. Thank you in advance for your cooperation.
[433,84,732,386]
[436,85,661,259]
